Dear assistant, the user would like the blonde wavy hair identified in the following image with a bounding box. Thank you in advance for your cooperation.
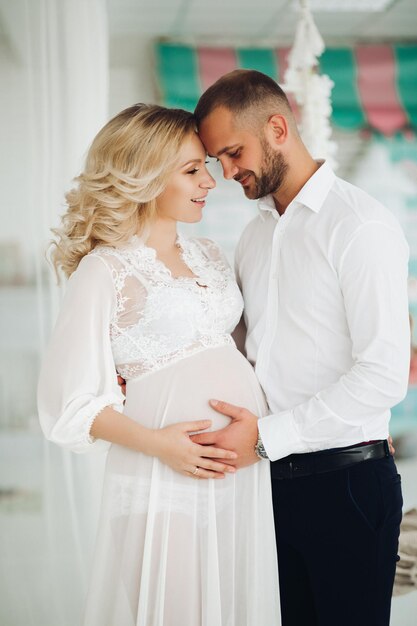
[51,104,196,278]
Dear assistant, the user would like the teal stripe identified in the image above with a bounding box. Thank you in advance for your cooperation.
[155,43,200,110]
[236,48,277,80]
[320,48,366,130]
[394,46,417,127]
[155,43,416,131]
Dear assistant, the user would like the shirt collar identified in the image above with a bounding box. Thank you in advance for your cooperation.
[257,160,336,221]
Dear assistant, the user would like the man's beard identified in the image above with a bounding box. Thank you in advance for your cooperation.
[240,141,288,200]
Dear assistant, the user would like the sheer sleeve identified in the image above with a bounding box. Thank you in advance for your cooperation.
[37,254,125,453]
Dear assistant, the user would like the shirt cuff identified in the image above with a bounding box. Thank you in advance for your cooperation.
[258,410,308,461]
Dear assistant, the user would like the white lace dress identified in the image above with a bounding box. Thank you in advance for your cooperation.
[38,234,280,626]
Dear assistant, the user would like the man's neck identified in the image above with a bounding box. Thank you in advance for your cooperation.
[271,157,321,216]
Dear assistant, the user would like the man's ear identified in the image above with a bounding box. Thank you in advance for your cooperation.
[265,114,288,146]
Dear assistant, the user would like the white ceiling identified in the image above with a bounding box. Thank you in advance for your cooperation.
[107,0,417,44]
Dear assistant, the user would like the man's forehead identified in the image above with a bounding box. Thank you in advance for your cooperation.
[200,137,238,158]
[199,108,239,153]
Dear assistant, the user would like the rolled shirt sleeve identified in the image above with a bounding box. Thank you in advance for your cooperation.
[37,254,125,453]
[258,221,410,461]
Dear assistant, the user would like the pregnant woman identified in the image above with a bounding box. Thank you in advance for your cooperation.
[38,104,280,626]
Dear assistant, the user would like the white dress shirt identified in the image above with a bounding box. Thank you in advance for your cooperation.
[235,161,410,462]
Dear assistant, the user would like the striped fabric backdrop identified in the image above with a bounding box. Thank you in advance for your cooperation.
[155,43,417,136]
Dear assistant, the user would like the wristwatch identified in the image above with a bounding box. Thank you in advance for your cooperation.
[254,432,269,460]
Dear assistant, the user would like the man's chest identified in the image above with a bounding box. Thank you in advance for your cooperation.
[238,224,344,332]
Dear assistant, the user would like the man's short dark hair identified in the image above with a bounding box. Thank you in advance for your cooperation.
[194,69,294,131]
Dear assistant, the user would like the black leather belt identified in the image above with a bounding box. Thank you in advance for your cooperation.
[270,440,390,480]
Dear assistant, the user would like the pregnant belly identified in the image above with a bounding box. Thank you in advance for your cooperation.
[123,344,268,431]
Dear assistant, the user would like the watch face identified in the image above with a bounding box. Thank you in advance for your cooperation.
[255,436,268,459]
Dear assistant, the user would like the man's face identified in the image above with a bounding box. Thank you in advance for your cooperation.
[198,106,288,200]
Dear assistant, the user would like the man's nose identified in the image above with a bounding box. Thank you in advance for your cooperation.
[222,161,239,180]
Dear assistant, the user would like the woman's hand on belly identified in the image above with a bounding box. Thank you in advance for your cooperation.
[190,400,260,469]
[147,420,238,479]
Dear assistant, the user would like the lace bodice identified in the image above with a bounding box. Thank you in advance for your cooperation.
[38,234,244,452]
[90,234,243,380]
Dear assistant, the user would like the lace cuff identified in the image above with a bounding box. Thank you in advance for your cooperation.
[44,393,125,454]
[86,400,116,445]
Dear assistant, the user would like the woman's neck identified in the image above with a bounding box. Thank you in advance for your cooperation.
[143,218,178,254]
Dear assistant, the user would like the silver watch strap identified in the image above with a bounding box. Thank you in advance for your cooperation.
[255,432,269,460]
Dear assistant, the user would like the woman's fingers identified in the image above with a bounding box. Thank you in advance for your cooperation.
[189,442,237,475]
[186,467,226,479]
[155,421,238,479]
[196,458,236,474]
[197,445,237,460]
[182,420,212,433]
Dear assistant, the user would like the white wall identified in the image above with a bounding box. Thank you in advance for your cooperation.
[109,35,157,114]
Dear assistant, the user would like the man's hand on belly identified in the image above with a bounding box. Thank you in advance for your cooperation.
[190,400,259,469]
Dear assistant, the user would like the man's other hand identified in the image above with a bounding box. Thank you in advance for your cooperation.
[117,374,126,397]
[388,435,395,456]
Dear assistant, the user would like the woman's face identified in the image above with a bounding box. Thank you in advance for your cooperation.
[156,132,216,223]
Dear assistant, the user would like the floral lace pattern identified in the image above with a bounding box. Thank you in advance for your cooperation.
[90,235,243,380]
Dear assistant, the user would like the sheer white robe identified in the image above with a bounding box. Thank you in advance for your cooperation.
[38,235,280,626]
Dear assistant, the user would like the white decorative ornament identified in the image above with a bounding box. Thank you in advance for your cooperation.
[283,0,338,169]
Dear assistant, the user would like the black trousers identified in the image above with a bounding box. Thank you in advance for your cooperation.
[271,454,403,626]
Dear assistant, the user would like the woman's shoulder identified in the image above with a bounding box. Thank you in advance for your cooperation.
[70,250,114,285]
[188,236,225,258]
[186,236,233,274]
[88,241,139,270]
[85,240,154,287]
[62,252,116,307]
[88,244,121,262]
[70,246,129,288]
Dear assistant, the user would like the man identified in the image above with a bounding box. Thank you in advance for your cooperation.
[191,70,409,625]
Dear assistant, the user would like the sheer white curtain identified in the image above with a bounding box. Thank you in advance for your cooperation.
[0,1,109,624]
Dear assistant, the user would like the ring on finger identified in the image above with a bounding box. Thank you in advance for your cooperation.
[192,466,200,476]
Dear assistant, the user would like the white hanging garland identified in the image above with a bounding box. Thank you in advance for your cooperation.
[283,0,338,168]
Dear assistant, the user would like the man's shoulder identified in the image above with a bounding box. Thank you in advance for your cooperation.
[331,175,400,229]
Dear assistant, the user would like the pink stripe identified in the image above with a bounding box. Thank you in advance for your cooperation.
[276,48,300,122]
[198,48,237,92]
[356,45,407,135]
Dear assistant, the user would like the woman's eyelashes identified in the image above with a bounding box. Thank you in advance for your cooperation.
[187,160,210,175]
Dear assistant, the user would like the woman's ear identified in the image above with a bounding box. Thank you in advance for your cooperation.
[265,114,288,146]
